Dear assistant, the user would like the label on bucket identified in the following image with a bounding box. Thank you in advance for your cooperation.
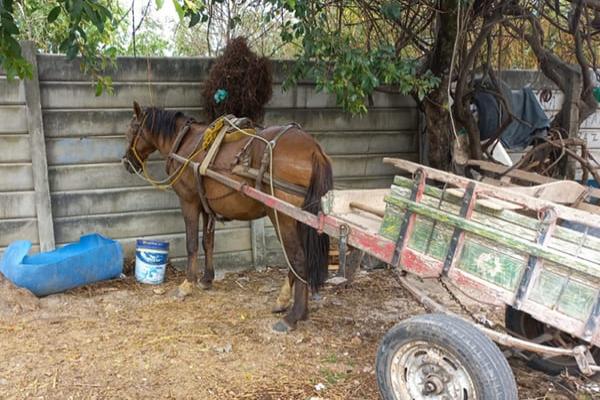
[135,240,169,285]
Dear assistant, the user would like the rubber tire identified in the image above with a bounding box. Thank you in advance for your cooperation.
[505,306,600,376]
[376,313,518,400]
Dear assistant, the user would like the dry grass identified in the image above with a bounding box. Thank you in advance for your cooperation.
[0,266,595,399]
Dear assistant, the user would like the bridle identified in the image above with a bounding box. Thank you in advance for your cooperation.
[122,112,202,190]
[122,112,151,175]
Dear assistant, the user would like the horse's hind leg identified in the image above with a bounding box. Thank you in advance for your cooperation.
[198,212,215,290]
[171,199,201,299]
[269,214,310,332]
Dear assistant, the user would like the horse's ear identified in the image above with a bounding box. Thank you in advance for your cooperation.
[133,101,142,119]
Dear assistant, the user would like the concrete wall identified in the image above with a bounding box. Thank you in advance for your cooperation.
[0,53,418,269]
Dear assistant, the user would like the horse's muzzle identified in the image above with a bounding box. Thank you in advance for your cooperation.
[121,153,139,174]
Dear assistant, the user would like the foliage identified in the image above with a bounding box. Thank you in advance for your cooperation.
[174,0,440,114]
[121,17,170,56]
[2,0,124,94]
[171,0,297,58]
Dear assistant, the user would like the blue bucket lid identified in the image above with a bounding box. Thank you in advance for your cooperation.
[136,239,169,250]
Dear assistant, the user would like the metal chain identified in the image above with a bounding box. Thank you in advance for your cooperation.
[438,277,508,333]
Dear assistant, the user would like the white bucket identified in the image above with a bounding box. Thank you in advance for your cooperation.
[135,239,169,284]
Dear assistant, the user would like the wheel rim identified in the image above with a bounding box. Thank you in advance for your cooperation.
[390,340,477,400]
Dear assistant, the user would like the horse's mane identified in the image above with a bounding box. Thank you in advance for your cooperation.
[143,107,184,138]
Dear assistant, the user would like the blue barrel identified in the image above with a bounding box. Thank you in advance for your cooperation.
[135,239,169,284]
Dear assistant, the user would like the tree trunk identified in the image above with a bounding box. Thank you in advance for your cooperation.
[420,0,458,171]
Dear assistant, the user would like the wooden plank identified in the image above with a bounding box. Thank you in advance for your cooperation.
[50,187,180,218]
[466,159,555,185]
[322,188,389,215]
[0,78,25,105]
[390,178,600,264]
[53,210,248,244]
[0,163,34,191]
[22,41,55,252]
[0,134,30,162]
[0,106,28,133]
[385,158,600,229]
[0,218,38,246]
[333,176,394,190]
[507,181,588,204]
[0,191,36,219]
[384,194,600,277]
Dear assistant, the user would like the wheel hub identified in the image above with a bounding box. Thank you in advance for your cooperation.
[390,341,476,399]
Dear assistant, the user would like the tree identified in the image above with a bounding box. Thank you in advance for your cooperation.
[177,0,599,174]
[172,0,296,57]
[1,0,121,93]
[2,0,598,174]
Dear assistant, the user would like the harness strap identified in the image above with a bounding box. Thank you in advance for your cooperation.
[193,161,218,221]
[256,123,298,192]
[199,122,229,176]
[166,119,194,173]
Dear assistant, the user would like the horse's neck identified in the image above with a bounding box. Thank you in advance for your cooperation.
[153,116,207,158]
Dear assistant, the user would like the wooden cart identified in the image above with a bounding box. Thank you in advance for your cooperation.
[203,158,600,399]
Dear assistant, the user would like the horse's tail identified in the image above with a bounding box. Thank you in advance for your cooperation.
[298,146,333,292]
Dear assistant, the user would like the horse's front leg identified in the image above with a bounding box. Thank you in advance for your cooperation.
[171,199,201,299]
[198,212,215,290]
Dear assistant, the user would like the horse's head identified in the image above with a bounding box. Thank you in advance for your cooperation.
[122,101,157,174]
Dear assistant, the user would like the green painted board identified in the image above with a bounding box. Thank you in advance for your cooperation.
[529,270,565,309]
[391,175,600,264]
[457,238,525,291]
[406,216,452,261]
[529,267,598,321]
[557,280,597,321]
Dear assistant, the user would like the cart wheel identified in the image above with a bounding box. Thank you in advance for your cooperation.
[505,306,600,376]
[376,313,517,400]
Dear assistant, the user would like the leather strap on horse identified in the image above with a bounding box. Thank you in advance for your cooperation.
[166,119,194,173]
[255,123,298,192]
[200,121,230,176]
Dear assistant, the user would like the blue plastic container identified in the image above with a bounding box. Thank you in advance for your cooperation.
[135,239,169,284]
[0,233,123,296]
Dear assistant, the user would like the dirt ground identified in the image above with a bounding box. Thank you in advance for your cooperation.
[0,264,598,399]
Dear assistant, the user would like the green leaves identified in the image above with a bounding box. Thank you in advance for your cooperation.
[381,1,402,21]
[47,6,61,23]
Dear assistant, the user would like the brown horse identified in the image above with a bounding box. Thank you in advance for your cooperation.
[122,102,333,332]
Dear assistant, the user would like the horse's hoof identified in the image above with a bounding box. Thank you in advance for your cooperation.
[272,320,294,333]
[271,303,289,314]
[169,280,194,299]
[197,280,212,290]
